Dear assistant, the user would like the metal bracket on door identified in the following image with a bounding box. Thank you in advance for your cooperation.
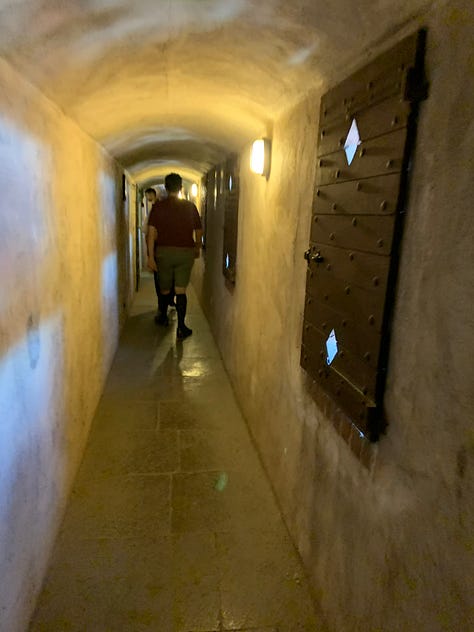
[304,248,324,264]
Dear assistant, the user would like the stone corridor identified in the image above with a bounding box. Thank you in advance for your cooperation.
[29,276,319,632]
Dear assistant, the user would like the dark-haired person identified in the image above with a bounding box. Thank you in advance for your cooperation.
[147,173,202,340]
[143,187,176,314]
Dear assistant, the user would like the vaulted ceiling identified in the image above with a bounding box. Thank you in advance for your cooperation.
[0,0,432,184]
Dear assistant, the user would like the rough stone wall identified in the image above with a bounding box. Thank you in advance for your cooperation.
[194,2,474,630]
[0,59,132,632]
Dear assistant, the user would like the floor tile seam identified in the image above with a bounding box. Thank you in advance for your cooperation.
[75,471,173,480]
[56,534,173,543]
[110,471,178,479]
[177,429,182,472]
[100,397,161,404]
[168,470,173,534]
[91,426,178,433]
[171,467,253,477]
[175,467,263,476]
[214,530,225,632]
[155,399,161,431]
[92,466,183,476]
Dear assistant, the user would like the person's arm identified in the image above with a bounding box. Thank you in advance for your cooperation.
[147,225,158,271]
[194,229,203,258]
[192,205,203,258]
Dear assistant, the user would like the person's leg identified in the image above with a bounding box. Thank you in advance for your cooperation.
[168,278,176,308]
[156,292,169,326]
[174,250,195,339]
[155,251,174,326]
[175,290,190,337]
[153,271,161,311]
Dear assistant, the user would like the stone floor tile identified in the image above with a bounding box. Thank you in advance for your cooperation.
[171,469,282,534]
[92,399,158,433]
[159,399,243,433]
[59,474,171,539]
[161,355,226,378]
[179,429,261,474]
[79,429,179,476]
[30,537,174,632]
[217,530,317,630]
[105,538,175,631]
[172,532,220,631]
[159,399,215,431]
[171,470,234,533]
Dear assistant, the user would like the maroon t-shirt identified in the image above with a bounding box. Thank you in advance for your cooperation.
[148,197,202,248]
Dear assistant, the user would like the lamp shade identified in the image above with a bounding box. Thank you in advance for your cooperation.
[250,138,271,177]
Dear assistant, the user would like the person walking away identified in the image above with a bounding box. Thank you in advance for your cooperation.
[146,173,202,339]
[143,187,176,315]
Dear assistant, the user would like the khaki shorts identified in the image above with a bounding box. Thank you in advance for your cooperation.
[156,247,195,289]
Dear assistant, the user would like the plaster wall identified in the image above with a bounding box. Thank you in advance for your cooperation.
[0,59,132,632]
[194,2,474,630]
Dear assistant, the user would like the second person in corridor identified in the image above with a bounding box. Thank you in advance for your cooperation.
[147,173,203,340]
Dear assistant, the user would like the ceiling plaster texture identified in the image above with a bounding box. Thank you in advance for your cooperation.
[133,166,203,187]
[0,0,434,181]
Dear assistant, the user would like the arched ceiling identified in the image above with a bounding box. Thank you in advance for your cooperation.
[0,0,432,184]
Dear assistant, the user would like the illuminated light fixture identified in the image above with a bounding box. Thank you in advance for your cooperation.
[191,183,198,197]
[225,253,230,269]
[250,138,271,177]
[178,191,183,199]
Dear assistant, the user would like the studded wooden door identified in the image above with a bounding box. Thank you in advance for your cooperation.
[222,155,239,285]
[301,30,428,441]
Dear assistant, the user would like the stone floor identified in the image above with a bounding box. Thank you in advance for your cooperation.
[29,277,320,632]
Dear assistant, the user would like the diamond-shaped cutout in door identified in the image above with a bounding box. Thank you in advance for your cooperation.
[344,119,361,166]
[326,329,339,365]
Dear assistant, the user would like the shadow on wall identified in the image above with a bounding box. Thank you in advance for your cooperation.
[0,62,129,632]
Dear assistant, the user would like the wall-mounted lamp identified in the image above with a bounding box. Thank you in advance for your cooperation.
[250,138,271,178]
[191,183,198,197]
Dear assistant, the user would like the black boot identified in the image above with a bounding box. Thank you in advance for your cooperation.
[176,294,192,339]
[153,272,161,300]
[155,292,169,326]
